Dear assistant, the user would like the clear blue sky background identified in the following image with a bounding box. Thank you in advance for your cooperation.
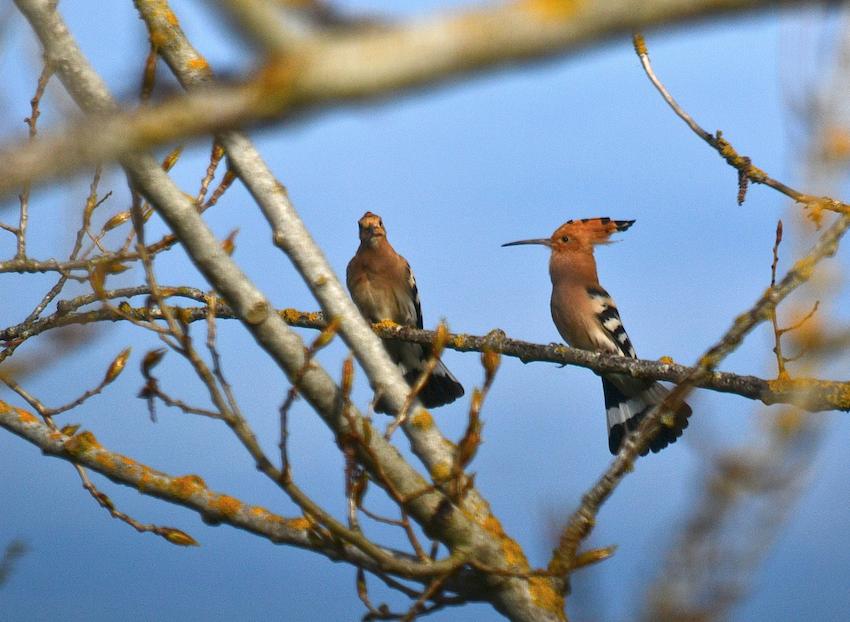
[1,2,849,621]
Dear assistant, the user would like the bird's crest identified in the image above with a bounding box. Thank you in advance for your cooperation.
[553,217,635,248]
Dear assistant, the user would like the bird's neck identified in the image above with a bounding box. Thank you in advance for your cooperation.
[356,237,402,274]
[548,249,599,287]
[359,236,390,254]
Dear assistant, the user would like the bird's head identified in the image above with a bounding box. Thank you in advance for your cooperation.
[502,217,635,253]
[357,211,387,246]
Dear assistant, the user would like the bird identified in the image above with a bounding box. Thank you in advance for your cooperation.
[502,217,691,454]
[346,211,464,413]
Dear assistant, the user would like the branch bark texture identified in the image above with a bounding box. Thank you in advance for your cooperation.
[5,294,849,414]
[13,1,564,619]
[0,0,807,197]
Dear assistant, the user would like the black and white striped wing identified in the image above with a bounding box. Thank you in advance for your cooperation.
[383,261,463,411]
[586,286,680,454]
[585,286,636,359]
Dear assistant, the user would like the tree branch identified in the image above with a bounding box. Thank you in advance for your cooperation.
[14,1,564,618]
[0,0,810,198]
[130,3,566,618]
[546,30,850,576]
[5,295,850,414]
[633,33,845,213]
[0,399,460,582]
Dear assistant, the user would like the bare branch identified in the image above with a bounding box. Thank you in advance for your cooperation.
[12,3,563,618]
[545,33,850,575]
[0,0,809,197]
[127,5,565,618]
[0,400,454,579]
[633,32,843,213]
[14,62,52,259]
[5,293,850,412]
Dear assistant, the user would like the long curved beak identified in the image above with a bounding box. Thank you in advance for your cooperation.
[501,238,552,248]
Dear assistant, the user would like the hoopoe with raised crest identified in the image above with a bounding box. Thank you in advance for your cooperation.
[503,217,691,454]
[347,212,464,413]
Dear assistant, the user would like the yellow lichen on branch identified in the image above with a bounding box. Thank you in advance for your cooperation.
[519,0,581,21]
[766,377,850,410]
[411,410,434,429]
[529,577,567,620]
[170,474,207,498]
[212,494,243,519]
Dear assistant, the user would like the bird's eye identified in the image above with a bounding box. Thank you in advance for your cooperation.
[560,235,569,242]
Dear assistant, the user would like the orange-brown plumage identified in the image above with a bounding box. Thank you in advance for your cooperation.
[504,217,691,454]
[347,212,463,413]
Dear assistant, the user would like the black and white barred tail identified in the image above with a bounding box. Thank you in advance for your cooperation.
[602,376,691,455]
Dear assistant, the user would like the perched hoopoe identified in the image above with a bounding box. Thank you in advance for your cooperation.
[503,217,691,454]
[347,212,464,413]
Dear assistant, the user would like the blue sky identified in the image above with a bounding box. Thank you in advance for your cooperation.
[1,2,849,621]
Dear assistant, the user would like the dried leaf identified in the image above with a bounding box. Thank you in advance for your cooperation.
[482,349,501,384]
[161,527,199,547]
[89,264,107,299]
[141,348,167,379]
[433,322,449,356]
[314,317,341,349]
[104,347,131,384]
[60,423,81,436]
[572,545,617,569]
[221,228,239,256]
[105,261,129,274]
[351,470,368,508]
[457,396,482,469]
[102,210,130,232]
[161,145,184,172]
[341,356,355,398]
[355,568,368,600]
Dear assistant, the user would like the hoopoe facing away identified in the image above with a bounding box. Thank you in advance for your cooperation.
[347,212,464,413]
[503,217,691,454]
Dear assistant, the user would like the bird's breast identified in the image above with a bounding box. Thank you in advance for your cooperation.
[550,283,614,353]
[350,272,404,324]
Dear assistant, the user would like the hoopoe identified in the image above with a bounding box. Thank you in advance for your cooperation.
[347,212,464,413]
[503,217,691,454]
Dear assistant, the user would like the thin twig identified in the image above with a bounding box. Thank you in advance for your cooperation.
[548,43,850,572]
[196,141,225,205]
[15,62,53,259]
[1,347,129,416]
[385,323,449,439]
[633,32,832,209]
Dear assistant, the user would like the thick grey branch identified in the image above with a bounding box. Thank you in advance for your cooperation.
[0,402,449,583]
[0,0,808,198]
[14,1,565,619]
